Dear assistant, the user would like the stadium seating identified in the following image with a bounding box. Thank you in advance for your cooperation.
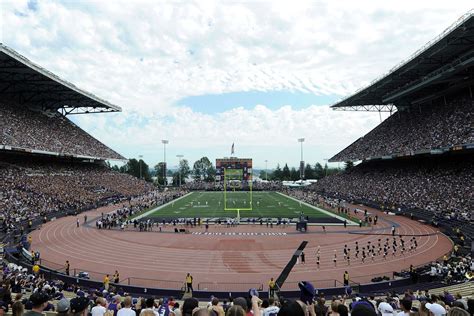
[330,97,474,162]
[0,103,123,159]
[311,155,473,220]
[0,159,154,233]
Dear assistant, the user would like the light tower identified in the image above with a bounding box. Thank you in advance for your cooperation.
[138,154,143,179]
[161,140,169,186]
[176,154,184,187]
[264,159,268,181]
[298,138,305,181]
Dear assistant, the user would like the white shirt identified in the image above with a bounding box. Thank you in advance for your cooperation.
[263,306,280,316]
[117,307,136,316]
[91,305,107,316]
[397,312,410,316]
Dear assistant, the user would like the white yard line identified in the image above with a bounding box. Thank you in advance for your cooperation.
[276,192,358,226]
[132,192,194,220]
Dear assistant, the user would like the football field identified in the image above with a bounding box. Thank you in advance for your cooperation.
[138,191,348,223]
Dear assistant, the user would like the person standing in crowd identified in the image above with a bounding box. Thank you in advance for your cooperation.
[103,274,110,291]
[397,299,412,316]
[12,301,24,316]
[268,278,276,298]
[343,271,349,286]
[117,297,137,316]
[65,261,70,276]
[113,270,120,284]
[70,297,90,316]
[24,292,50,316]
[91,298,107,316]
[56,298,70,316]
[185,273,193,293]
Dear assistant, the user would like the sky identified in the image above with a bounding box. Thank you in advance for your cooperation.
[1,0,472,169]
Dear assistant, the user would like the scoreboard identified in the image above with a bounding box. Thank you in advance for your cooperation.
[216,158,252,181]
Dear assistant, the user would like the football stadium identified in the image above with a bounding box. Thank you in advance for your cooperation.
[1,3,473,316]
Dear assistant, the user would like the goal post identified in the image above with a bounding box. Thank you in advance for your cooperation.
[224,168,253,211]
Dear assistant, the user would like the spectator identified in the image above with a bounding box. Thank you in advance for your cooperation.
[11,301,24,316]
[70,297,91,316]
[117,297,136,316]
[24,292,50,316]
[92,297,107,316]
[56,298,70,316]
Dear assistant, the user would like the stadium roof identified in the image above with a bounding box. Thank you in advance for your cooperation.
[0,43,121,115]
[331,10,474,112]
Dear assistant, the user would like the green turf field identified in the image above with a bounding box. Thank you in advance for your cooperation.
[139,191,340,221]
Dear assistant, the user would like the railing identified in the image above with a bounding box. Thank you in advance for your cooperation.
[198,282,264,292]
[120,277,185,291]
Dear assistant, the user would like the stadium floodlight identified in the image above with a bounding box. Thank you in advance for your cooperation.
[264,159,268,181]
[176,154,184,187]
[323,158,329,177]
[162,140,169,186]
[138,154,143,179]
[298,138,305,181]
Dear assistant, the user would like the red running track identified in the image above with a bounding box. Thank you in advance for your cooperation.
[31,203,452,292]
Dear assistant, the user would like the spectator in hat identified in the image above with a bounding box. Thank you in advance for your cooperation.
[350,301,376,316]
[70,297,90,316]
[378,302,394,316]
[24,292,50,316]
[56,298,70,316]
[425,303,447,316]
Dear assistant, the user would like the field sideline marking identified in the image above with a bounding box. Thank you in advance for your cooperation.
[275,192,358,226]
[132,192,194,220]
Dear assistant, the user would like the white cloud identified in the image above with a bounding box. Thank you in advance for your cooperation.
[0,0,472,167]
[69,104,387,168]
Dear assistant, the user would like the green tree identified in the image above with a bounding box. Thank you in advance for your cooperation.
[259,170,271,180]
[122,158,151,181]
[290,167,299,181]
[273,164,282,180]
[193,157,215,182]
[304,163,315,179]
[154,162,167,185]
[282,163,290,180]
[178,159,191,183]
[314,162,324,179]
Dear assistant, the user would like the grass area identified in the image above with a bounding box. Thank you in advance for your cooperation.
[141,191,335,219]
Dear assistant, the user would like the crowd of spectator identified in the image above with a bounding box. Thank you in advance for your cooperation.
[0,159,154,235]
[331,97,473,162]
[309,155,473,220]
[0,104,123,159]
[95,190,187,230]
[0,264,473,316]
[183,181,283,191]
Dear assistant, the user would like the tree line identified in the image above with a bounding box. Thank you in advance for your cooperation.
[109,157,351,184]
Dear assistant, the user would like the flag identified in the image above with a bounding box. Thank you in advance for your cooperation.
[231,143,234,155]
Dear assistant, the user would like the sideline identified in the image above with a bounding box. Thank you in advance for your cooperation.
[276,192,358,226]
[132,192,194,221]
